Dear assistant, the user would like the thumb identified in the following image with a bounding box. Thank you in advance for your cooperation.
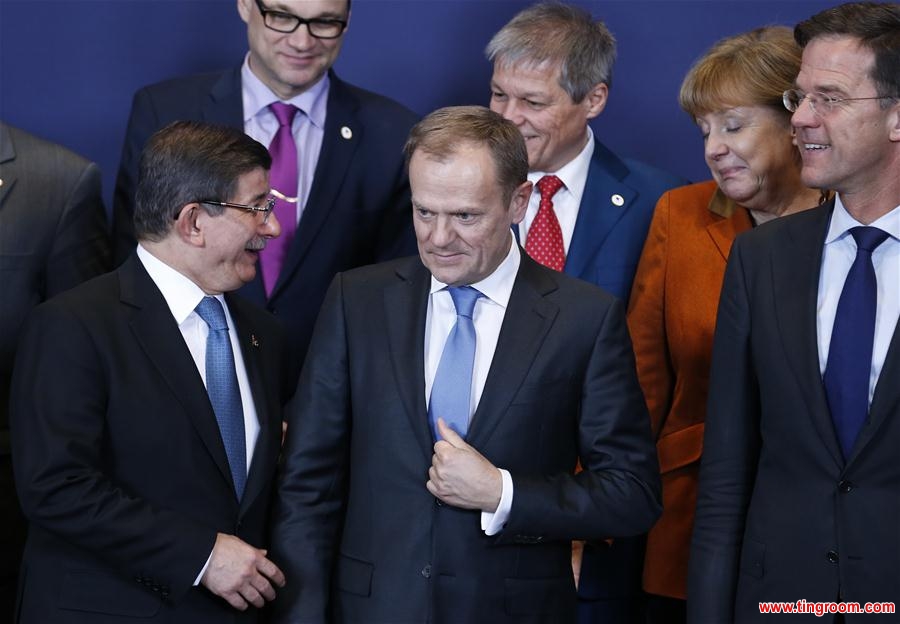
[437,417,468,448]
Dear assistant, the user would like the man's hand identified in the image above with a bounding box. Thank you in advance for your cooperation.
[426,418,502,511]
[201,533,286,610]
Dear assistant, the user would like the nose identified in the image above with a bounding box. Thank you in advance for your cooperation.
[286,23,316,49]
[263,211,282,238]
[704,130,727,162]
[791,96,818,129]
[492,98,523,126]
[430,216,456,247]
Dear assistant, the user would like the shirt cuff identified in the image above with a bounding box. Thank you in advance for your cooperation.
[481,468,513,536]
[194,550,214,586]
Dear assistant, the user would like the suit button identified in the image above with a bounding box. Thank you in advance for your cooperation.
[839,481,853,493]
[421,565,432,579]
[435,497,444,507]
[827,550,839,563]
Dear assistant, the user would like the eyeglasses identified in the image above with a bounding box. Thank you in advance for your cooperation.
[199,197,276,223]
[254,0,347,39]
[782,89,892,116]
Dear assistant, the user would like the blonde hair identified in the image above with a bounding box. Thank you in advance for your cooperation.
[679,26,801,119]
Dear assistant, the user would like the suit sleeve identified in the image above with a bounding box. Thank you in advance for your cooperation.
[499,299,662,542]
[372,111,419,262]
[112,87,158,265]
[44,161,110,297]
[10,303,217,602]
[627,192,674,438]
[269,274,352,624]
[687,238,761,622]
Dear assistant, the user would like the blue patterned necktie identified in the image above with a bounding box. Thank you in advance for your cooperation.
[824,226,889,459]
[429,286,482,440]
[195,296,247,498]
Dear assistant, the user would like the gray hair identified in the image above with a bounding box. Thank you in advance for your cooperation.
[486,2,616,102]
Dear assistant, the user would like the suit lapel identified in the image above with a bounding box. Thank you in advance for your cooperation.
[706,207,752,262]
[271,73,361,300]
[467,254,559,449]
[565,142,637,280]
[227,295,279,511]
[202,67,244,128]
[121,257,237,492]
[771,203,843,467]
[0,123,17,208]
[848,314,900,465]
[384,260,433,461]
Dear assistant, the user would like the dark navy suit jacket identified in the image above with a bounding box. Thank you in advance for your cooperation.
[114,67,419,366]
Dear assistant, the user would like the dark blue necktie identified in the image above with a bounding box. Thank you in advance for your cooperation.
[429,286,481,440]
[824,226,889,459]
[195,296,247,498]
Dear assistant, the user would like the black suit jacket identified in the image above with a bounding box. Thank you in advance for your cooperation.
[269,252,661,624]
[688,201,900,622]
[0,121,110,614]
[10,256,296,623]
[113,67,419,365]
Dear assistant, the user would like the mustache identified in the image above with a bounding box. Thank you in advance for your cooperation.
[245,237,267,252]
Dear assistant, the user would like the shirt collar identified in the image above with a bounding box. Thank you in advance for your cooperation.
[429,232,521,308]
[826,194,900,244]
[527,127,594,194]
[241,53,329,129]
[136,244,221,324]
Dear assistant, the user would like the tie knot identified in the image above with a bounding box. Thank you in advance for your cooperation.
[195,296,228,331]
[850,226,889,253]
[270,102,299,127]
[448,286,481,319]
[537,175,563,201]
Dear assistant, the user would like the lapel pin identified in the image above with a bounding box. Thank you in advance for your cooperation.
[611,193,624,207]
[0,179,4,187]
[340,126,353,140]
[250,334,260,348]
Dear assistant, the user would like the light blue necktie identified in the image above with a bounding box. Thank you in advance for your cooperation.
[824,226,889,459]
[429,286,481,440]
[195,296,247,499]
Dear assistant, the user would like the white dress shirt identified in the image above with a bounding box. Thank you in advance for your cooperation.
[517,128,594,253]
[817,196,900,405]
[137,245,262,583]
[424,235,519,535]
[241,53,329,224]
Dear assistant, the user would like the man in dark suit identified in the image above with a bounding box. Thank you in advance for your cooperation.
[11,122,297,622]
[486,2,686,304]
[689,3,900,622]
[114,0,418,366]
[268,106,661,624]
[0,121,110,620]
[485,5,686,620]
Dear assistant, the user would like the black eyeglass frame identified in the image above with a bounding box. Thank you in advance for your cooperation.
[195,198,276,223]
[254,0,348,39]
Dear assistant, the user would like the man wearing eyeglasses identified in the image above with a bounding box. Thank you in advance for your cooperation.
[689,3,900,622]
[11,121,299,623]
[114,0,418,369]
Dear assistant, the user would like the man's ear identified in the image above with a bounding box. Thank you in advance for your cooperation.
[889,100,900,142]
[237,0,252,24]
[584,82,609,120]
[509,180,533,225]
[174,203,205,247]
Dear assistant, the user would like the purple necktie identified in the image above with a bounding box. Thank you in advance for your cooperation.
[259,102,299,297]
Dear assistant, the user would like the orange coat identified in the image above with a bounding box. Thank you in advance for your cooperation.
[626,181,752,599]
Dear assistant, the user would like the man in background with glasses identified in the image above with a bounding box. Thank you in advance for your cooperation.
[11,121,298,623]
[113,0,418,370]
[689,3,900,622]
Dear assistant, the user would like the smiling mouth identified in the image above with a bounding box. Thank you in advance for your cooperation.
[803,143,830,151]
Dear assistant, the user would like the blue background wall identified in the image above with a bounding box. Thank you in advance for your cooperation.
[1,0,838,210]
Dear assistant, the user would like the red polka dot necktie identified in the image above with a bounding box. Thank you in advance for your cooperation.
[525,175,565,271]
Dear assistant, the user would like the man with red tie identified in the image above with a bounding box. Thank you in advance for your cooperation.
[486,3,685,621]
